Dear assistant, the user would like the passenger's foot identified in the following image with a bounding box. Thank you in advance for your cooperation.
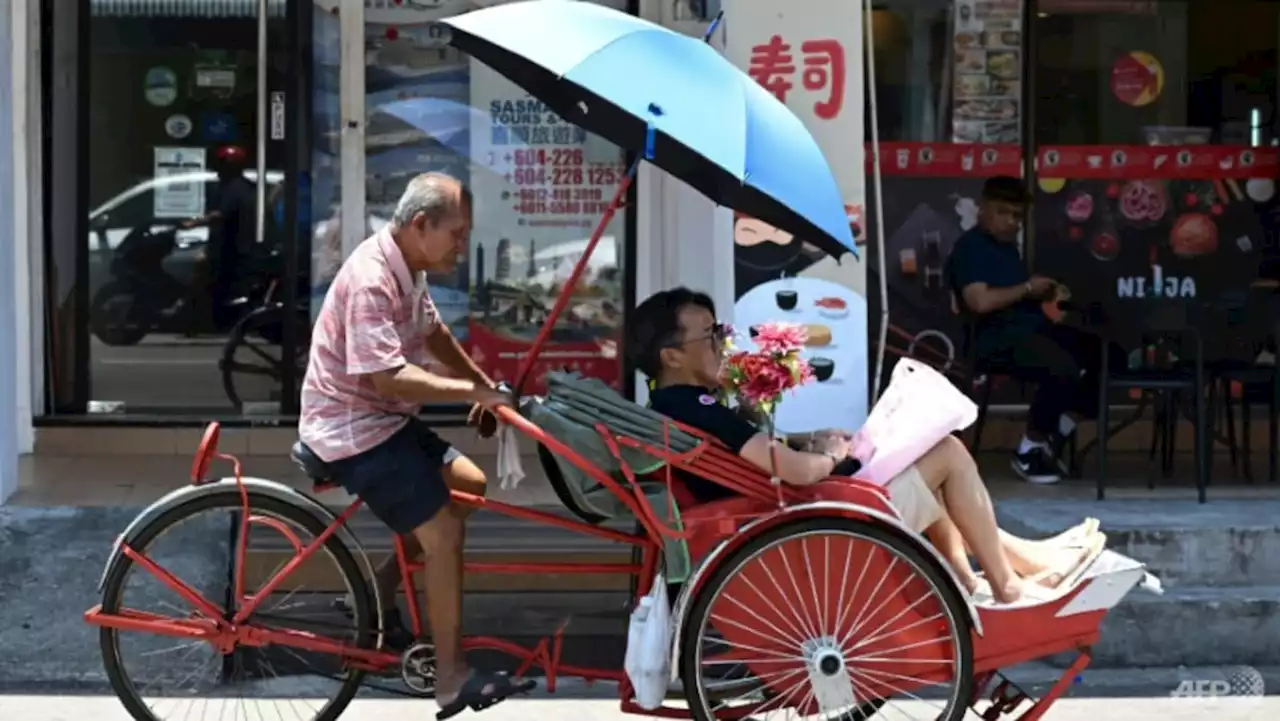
[1028,534,1107,590]
[991,579,1024,604]
[956,570,983,596]
[1011,446,1063,485]
[436,669,536,720]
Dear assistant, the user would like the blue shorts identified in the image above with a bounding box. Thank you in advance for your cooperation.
[327,419,461,535]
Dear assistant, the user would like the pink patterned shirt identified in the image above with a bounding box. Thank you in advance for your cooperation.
[299,228,441,462]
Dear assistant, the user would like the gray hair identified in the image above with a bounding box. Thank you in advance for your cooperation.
[390,172,472,228]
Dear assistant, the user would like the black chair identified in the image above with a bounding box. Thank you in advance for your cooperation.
[1096,299,1209,502]
[948,293,1020,454]
[1206,289,1280,483]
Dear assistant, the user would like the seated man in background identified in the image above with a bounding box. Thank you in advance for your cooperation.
[947,176,1124,485]
[625,287,1105,604]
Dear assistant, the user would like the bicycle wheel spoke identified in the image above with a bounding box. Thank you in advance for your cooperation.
[686,522,971,721]
[101,500,374,721]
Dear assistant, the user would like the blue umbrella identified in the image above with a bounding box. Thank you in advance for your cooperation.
[441,0,857,258]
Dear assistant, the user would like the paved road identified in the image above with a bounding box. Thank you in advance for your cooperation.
[0,692,1275,721]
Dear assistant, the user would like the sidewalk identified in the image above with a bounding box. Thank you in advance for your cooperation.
[2,674,1277,721]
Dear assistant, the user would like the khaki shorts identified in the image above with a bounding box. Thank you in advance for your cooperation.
[885,465,941,533]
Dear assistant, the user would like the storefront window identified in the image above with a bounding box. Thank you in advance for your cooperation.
[1035,0,1277,146]
[866,0,1028,402]
[868,0,955,143]
[83,0,291,414]
[1032,0,1280,347]
[309,0,631,399]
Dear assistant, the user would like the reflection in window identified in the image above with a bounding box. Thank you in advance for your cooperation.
[868,2,955,142]
[309,1,632,396]
[1034,0,1279,146]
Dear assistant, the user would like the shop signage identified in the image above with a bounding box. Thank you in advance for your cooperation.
[950,0,1023,144]
[143,67,178,107]
[726,0,868,433]
[312,0,478,25]
[466,58,627,392]
[1111,51,1164,107]
[164,114,193,140]
[863,142,1280,180]
[152,147,206,218]
[1116,266,1197,299]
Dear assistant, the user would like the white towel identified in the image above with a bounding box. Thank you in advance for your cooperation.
[497,424,526,490]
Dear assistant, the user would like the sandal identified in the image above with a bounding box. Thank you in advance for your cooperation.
[1028,533,1108,590]
[437,671,536,719]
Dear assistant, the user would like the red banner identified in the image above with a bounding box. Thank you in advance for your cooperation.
[867,143,1280,179]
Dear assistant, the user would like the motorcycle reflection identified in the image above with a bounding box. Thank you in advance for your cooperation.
[89,220,283,346]
[90,222,200,346]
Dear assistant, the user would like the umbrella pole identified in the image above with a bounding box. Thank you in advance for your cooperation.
[512,157,641,396]
[865,0,890,403]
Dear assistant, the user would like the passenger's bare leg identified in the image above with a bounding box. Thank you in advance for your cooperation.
[924,502,980,594]
[912,437,1023,603]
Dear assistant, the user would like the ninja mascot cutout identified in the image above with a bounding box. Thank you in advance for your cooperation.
[732,207,864,298]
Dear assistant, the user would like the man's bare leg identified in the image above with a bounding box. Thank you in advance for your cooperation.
[366,455,486,638]
[411,505,478,702]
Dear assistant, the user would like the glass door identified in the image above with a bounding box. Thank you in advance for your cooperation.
[81,0,297,417]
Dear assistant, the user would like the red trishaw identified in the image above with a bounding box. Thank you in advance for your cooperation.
[84,3,1158,720]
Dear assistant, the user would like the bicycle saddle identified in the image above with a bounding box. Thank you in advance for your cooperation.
[290,441,333,483]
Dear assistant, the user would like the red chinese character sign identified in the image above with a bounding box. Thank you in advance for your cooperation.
[726,2,869,434]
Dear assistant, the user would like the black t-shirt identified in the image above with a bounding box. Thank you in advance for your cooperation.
[648,385,758,504]
[947,227,1046,357]
[648,384,861,502]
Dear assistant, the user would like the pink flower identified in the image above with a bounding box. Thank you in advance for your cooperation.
[753,322,808,356]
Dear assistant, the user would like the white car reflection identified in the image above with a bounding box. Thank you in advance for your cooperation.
[87,171,284,295]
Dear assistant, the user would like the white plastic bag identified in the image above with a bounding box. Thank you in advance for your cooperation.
[854,359,978,486]
[624,574,672,710]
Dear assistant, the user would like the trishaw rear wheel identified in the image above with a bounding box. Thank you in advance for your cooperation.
[679,517,974,721]
[100,491,375,721]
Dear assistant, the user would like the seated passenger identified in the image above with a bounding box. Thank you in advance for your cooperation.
[626,288,1105,604]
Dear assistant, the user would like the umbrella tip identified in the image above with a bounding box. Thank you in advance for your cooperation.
[647,103,664,117]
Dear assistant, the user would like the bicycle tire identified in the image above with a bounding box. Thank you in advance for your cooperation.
[220,306,310,410]
[90,281,153,347]
[679,517,974,721]
[99,490,375,721]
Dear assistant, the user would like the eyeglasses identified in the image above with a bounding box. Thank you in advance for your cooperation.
[667,323,731,349]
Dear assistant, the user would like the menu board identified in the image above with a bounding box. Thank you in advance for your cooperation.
[951,0,1023,145]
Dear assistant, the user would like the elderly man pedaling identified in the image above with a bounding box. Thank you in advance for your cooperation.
[297,172,530,717]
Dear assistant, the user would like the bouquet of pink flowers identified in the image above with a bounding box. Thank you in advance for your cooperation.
[720,322,814,417]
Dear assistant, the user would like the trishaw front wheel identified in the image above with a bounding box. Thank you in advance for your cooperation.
[679,517,974,721]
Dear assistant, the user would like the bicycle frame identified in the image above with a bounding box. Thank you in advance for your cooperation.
[85,449,656,688]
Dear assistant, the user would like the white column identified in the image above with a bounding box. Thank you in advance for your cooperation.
[12,0,38,457]
[338,0,367,258]
[0,0,18,503]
